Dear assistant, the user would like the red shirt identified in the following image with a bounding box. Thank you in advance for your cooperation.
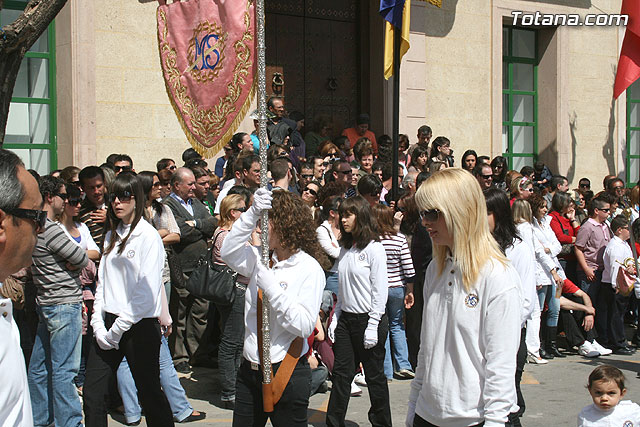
[562,279,580,294]
[342,127,378,154]
[549,211,579,244]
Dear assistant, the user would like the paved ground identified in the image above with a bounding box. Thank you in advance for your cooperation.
[107,349,640,426]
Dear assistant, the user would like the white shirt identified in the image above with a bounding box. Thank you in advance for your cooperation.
[336,241,388,322]
[603,235,633,286]
[517,222,557,285]
[92,219,165,345]
[578,400,640,426]
[505,238,536,326]
[214,179,242,214]
[221,208,325,364]
[59,221,100,253]
[316,220,340,273]
[0,295,33,427]
[407,257,521,427]
[532,215,566,284]
[170,192,193,216]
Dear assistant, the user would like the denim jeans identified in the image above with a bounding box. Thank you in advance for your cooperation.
[117,335,192,423]
[217,284,246,401]
[384,286,412,378]
[537,285,560,327]
[325,271,338,296]
[28,302,83,427]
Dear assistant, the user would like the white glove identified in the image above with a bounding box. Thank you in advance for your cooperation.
[363,321,378,349]
[95,329,114,351]
[253,188,273,211]
[328,312,338,343]
[255,261,277,293]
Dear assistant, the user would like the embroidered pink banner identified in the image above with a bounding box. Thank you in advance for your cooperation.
[157,0,256,157]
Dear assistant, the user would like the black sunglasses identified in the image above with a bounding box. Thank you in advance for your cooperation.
[108,191,134,203]
[169,165,177,171]
[303,187,318,197]
[337,170,352,175]
[301,174,314,180]
[54,192,68,201]
[5,207,47,231]
[67,198,82,207]
[480,174,493,180]
[232,207,248,212]
[114,165,132,173]
[419,208,441,222]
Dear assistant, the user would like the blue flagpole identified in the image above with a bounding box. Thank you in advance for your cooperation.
[391,22,401,203]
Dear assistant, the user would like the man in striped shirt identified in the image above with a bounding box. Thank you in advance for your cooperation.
[78,166,107,251]
[28,176,88,427]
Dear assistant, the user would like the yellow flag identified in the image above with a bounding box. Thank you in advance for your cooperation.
[383,0,441,80]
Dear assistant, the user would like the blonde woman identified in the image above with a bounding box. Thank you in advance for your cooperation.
[407,168,521,427]
[212,194,255,407]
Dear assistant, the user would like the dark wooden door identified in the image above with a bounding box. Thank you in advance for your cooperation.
[266,0,359,138]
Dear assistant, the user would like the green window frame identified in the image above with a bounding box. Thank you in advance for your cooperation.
[502,26,537,171]
[1,0,57,174]
[626,80,640,186]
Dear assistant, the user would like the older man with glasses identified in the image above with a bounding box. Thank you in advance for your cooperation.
[0,149,46,426]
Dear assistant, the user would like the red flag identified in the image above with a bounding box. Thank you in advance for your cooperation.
[614,0,640,99]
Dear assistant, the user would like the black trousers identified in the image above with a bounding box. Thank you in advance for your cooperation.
[406,269,425,370]
[82,315,173,427]
[414,414,513,426]
[559,294,597,347]
[508,327,526,427]
[600,283,630,349]
[233,357,311,427]
[326,312,391,427]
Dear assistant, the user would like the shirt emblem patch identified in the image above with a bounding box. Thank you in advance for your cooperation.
[464,293,479,308]
[127,250,135,259]
[279,282,288,290]
[623,421,633,427]
[358,253,366,261]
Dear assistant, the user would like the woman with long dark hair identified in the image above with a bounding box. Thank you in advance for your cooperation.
[406,169,521,427]
[326,196,391,427]
[316,195,343,295]
[484,188,537,426]
[491,156,508,191]
[83,173,173,426]
[428,136,452,167]
[221,189,329,426]
[113,172,205,424]
[407,145,429,173]
[461,149,477,172]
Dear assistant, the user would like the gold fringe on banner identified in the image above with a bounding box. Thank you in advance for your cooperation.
[420,0,442,8]
[157,1,257,159]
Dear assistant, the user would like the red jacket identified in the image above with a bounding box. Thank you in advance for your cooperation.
[549,211,579,259]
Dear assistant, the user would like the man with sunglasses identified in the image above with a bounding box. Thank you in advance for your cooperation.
[0,149,45,426]
[113,154,134,176]
[29,175,89,427]
[473,163,494,191]
[331,160,356,198]
[575,196,614,353]
[297,162,314,193]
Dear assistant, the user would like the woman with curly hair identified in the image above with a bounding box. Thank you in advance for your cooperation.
[221,189,329,427]
[326,196,391,427]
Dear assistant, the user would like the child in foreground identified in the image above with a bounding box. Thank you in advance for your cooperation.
[578,365,640,426]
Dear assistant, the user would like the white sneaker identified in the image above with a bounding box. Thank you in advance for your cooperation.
[592,340,613,355]
[578,341,600,358]
[353,372,367,386]
[350,381,362,396]
[526,351,549,364]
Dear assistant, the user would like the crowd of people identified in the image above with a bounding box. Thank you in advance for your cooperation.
[3,95,640,426]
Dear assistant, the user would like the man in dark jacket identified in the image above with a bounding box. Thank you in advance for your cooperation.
[164,167,217,373]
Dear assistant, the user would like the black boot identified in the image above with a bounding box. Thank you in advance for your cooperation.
[539,324,554,359]
[546,326,566,358]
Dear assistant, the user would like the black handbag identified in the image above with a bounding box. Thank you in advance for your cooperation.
[185,231,237,305]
